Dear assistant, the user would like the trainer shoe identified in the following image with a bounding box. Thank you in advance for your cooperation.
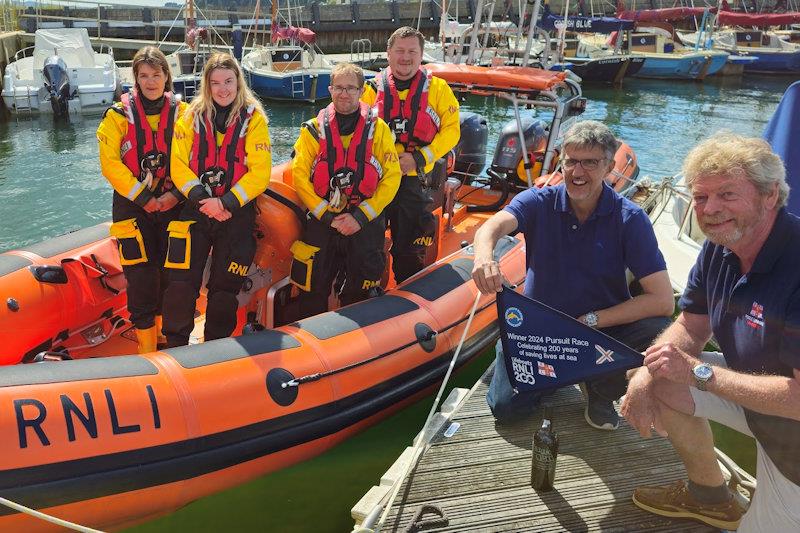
[583,385,620,430]
[632,480,744,530]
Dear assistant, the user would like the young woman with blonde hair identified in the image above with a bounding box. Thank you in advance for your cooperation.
[162,52,272,347]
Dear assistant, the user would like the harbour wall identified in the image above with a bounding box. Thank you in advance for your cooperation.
[15,0,714,53]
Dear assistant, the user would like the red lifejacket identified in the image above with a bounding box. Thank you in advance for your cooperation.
[311,102,381,209]
[118,90,179,192]
[189,105,254,198]
[373,67,440,151]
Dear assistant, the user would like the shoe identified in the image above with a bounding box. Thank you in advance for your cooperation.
[583,384,620,430]
[135,326,158,354]
[632,480,743,530]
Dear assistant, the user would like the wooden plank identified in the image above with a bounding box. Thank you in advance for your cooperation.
[381,366,715,532]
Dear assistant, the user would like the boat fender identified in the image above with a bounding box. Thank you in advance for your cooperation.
[109,219,148,266]
[28,265,68,284]
[414,323,437,353]
[289,241,320,292]
[164,220,196,269]
[266,367,299,406]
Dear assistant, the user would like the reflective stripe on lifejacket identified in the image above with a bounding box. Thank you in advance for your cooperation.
[119,91,179,194]
[374,67,439,151]
[311,102,381,208]
[189,105,254,198]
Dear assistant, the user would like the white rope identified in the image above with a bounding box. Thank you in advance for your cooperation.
[193,4,230,48]
[157,5,185,49]
[0,497,105,533]
[374,290,483,532]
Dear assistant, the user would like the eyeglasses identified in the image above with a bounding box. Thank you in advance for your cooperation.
[330,85,361,95]
[562,157,606,171]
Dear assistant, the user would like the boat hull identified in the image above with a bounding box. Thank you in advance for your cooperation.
[634,51,728,80]
[740,49,800,73]
[244,68,331,102]
[559,56,628,84]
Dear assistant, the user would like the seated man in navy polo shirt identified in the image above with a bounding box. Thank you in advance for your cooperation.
[624,133,800,531]
[472,120,674,428]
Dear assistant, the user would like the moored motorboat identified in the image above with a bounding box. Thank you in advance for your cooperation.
[1,28,120,117]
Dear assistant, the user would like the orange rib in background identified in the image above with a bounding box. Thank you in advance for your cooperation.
[425,62,568,92]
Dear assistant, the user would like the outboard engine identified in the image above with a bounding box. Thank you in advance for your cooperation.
[42,55,71,117]
[453,112,488,177]
[466,117,554,213]
[488,117,552,189]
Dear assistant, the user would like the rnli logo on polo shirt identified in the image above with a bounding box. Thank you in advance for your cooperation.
[745,301,765,329]
[505,307,523,327]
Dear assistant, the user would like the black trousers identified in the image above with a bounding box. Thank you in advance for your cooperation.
[112,192,181,330]
[162,203,256,347]
[384,175,436,283]
[296,213,387,319]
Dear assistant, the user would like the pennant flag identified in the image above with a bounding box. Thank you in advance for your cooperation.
[497,288,644,394]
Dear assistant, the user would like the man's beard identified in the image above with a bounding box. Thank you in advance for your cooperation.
[700,207,763,247]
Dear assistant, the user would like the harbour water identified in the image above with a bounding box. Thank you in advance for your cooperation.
[0,74,792,530]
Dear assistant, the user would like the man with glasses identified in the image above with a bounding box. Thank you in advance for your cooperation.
[361,26,460,283]
[290,63,400,318]
[471,121,675,428]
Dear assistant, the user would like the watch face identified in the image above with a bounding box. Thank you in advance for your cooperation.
[695,364,713,380]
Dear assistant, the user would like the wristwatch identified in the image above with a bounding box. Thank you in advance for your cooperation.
[693,363,714,391]
[582,311,598,328]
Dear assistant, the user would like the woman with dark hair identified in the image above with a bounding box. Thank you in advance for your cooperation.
[98,46,187,353]
[162,52,272,347]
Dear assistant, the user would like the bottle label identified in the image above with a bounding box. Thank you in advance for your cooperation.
[534,447,553,469]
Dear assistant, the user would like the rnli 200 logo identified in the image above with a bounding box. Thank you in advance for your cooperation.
[505,307,523,327]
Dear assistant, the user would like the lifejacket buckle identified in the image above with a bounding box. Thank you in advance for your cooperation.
[332,168,354,189]
[391,118,409,135]
[140,151,166,175]
[200,167,226,197]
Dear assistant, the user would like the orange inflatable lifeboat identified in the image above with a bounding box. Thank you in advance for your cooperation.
[0,159,529,532]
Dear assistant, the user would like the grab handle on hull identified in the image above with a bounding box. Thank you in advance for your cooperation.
[29,265,68,284]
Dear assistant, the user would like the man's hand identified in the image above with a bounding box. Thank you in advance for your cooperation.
[156,192,179,212]
[143,197,161,213]
[643,342,700,386]
[331,213,361,236]
[621,367,667,438]
[199,198,230,221]
[471,256,504,295]
[398,152,417,175]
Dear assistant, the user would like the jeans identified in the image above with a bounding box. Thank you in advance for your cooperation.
[486,316,671,421]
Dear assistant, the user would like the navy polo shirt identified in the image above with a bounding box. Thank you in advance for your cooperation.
[678,209,800,376]
[678,209,800,485]
[504,182,666,317]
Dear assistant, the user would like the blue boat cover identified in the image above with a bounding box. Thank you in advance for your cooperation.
[539,5,635,33]
[497,288,642,394]
[763,81,800,217]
